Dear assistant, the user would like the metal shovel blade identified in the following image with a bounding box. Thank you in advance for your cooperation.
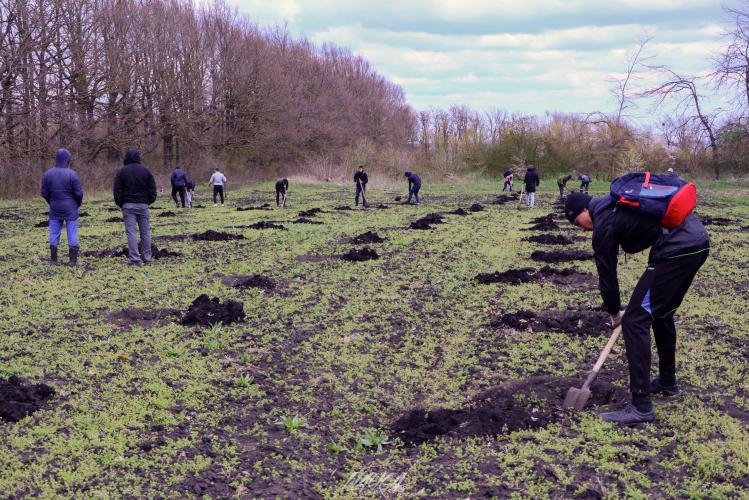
[562,386,591,410]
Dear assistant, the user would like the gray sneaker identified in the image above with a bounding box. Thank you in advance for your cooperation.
[600,404,656,425]
[651,378,681,397]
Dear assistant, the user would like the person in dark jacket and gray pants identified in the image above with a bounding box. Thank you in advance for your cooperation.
[113,149,158,265]
[564,192,709,424]
[170,166,188,208]
[523,166,540,207]
[41,149,84,266]
[354,166,368,207]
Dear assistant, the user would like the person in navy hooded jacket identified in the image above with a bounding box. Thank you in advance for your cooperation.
[41,149,84,266]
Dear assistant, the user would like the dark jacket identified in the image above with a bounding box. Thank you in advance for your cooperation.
[579,174,591,183]
[354,171,368,186]
[589,196,710,313]
[405,172,421,190]
[557,175,572,187]
[275,179,288,192]
[524,167,540,192]
[186,180,196,191]
[113,150,157,207]
[41,149,84,220]
[170,168,187,188]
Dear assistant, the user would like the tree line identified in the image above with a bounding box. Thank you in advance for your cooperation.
[0,0,414,197]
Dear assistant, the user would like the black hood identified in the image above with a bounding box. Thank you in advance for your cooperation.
[527,166,536,171]
[124,149,141,165]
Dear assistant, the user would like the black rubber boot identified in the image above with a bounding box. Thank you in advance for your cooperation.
[50,245,58,264]
[68,246,79,267]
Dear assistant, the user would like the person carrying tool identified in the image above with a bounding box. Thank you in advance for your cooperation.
[275,178,289,207]
[564,180,709,424]
[523,165,539,208]
[209,167,227,206]
[502,170,514,192]
[404,171,421,204]
[579,174,591,194]
[41,148,84,266]
[354,165,368,207]
[557,174,573,198]
[170,166,188,208]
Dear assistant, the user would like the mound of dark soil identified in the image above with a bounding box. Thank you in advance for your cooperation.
[82,243,180,259]
[152,245,182,259]
[394,196,402,201]
[447,208,470,215]
[469,203,485,212]
[298,208,324,217]
[247,221,287,230]
[180,295,245,327]
[341,247,379,262]
[157,211,179,217]
[221,274,275,290]
[107,207,120,212]
[351,231,385,244]
[490,309,611,336]
[391,376,626,445]
[531,249,592,263]
[491,195,516,205]
[410,213,445,230]
[334,206,352,210]
[698,214,736,226]
[236,204,272,211]
[475,267,591,286]
[105,217,122,223]
[193,230,244,241]
[0,376,55,423]
[34,221,48,228]
[524,214,561,231]
[376,204,389,209]
[293,218,324,225]
[523,234,574,245]
[193,205,207,209]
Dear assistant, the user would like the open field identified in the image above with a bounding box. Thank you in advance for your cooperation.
[0,182,748,498]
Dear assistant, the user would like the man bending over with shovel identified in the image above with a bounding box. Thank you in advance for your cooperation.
[564,188,709,424]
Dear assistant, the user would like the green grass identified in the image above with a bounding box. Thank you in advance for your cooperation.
[0,180,747,497]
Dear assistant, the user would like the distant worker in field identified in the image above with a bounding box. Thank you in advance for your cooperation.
[113,149,157,265]
[209,167,227,206]
[557,174,573,198]
[523,165,540,208]
[502,169,514,192]
[41,148,84,266]
[185,179,196,208]
[170,165,188,208]
[579,174,591,194]
[275,178,289,207]
[404,171,421,204]
[354,165,369,207]
[564,174,708,425]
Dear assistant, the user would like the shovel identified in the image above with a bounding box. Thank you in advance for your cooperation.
[563,324,622,410]
[358,180,368,208]
[516,187,525,210]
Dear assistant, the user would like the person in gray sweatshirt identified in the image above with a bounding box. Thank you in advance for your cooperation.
[209,168,227,206]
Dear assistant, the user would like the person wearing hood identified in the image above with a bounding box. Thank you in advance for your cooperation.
[41,149,84,266]
[564,191,709,425]
[354,165,368,207]
[170,166,188,208]
[523,166,540,208]
[113,149,157,265]
[275,178,289,207]
[557,174,573,198]
[404,171,421,204]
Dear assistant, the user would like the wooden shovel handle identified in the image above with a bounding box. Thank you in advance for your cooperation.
[582,324,622,390]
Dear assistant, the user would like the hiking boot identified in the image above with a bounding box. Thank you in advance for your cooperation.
[651,378,681,397]
[600,404,656,426]
[68,246,79,267]
[50,245,58,264]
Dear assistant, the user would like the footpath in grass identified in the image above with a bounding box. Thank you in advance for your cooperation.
[0,181,747,497]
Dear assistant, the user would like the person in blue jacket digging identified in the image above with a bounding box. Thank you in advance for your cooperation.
[404,171,421,205]
[41,148,84,266]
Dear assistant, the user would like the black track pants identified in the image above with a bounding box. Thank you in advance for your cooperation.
[171,186,186,207]
[213,186,224,204]
[622,249,709,407]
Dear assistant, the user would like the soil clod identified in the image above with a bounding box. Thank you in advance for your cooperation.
[523,234,574,245]
[490,309,611,336]
[105,217,122,223]
[34,221,48,228]
[221,274,275,290]
[469,203,485,212]
[698,214,736,226]
[475,265,593,287]
[236,204,272,211]
[410,213,444,230]
[531,249,592,263]
[334,206,352,210]
[157,211,178,217]
[292,218,324,224]
[247,221,287,230]
[298,208,323,217]
[391,376,626,445]
[491,195,516,205]
[0,376,55,423]
[351,231,385,244]
[193,230,245,241]
[376,204,389,209]
[82,243,180,259]
[447,208,470,215]
[180,295,245,327]
[341,247,379,261]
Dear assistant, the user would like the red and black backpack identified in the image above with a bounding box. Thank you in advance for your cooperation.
[610,171,697,229]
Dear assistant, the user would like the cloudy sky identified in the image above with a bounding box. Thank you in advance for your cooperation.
[227,0,737,118]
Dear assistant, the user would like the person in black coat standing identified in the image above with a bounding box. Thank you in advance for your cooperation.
[170,166,188,208]
[275,178,289,207]
[113,149,158,265]
[523,166,540,208]
[354,165,368,207]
